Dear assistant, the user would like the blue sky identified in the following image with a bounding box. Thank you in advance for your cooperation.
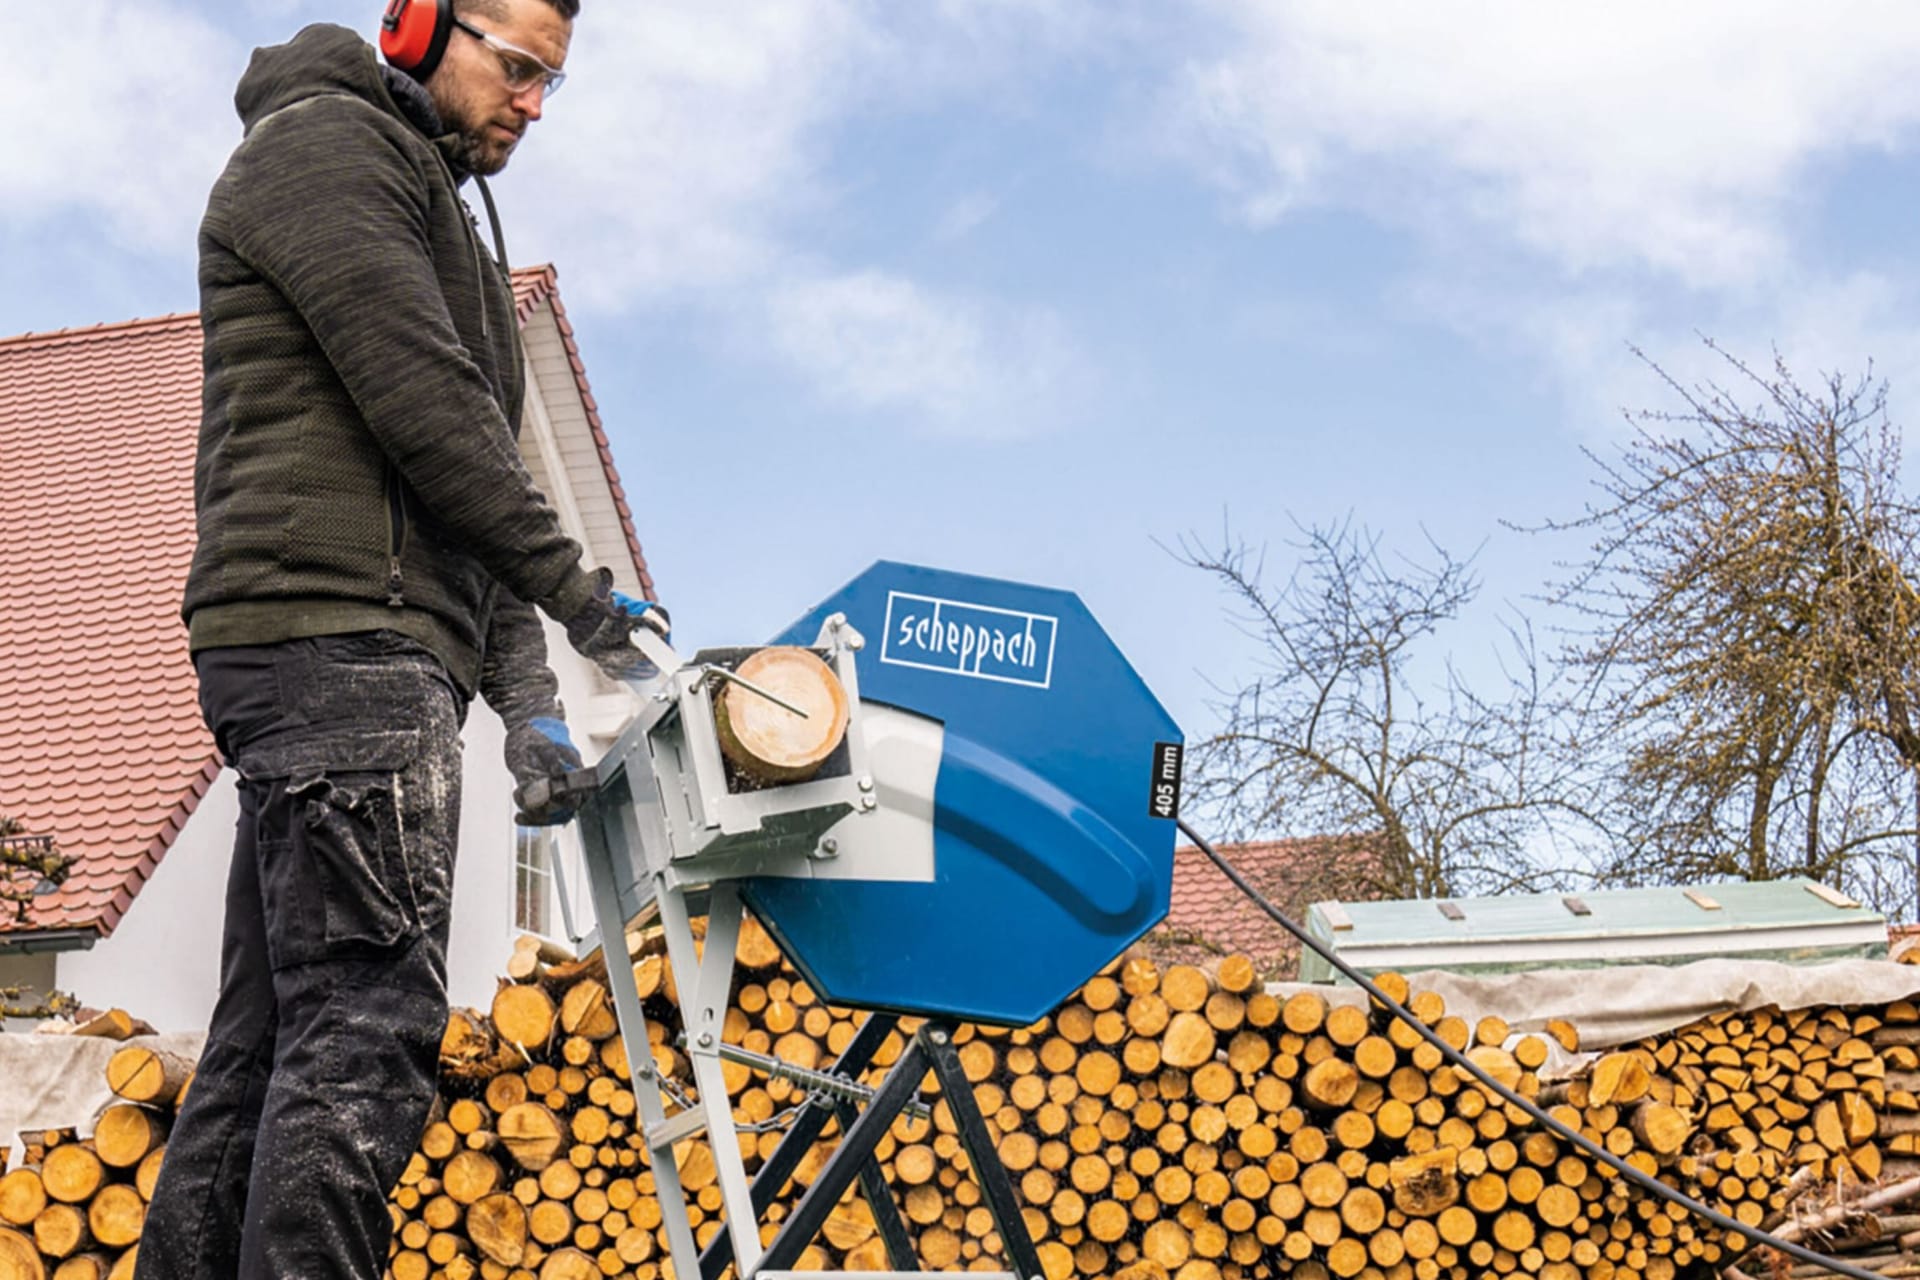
[14,1,1920,769]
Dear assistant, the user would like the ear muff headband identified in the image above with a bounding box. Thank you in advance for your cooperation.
[381,0,455,81]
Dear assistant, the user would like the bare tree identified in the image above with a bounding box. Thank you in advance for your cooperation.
[1178,517,1595,901]
[1536,343,1920,913]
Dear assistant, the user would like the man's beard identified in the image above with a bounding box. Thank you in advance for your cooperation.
[444,120,513,177]
[431,84,515,177]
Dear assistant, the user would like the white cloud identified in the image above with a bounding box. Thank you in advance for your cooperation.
[1169,1,1920,290]
[11,3,242,253]
[503,0,876,304]
[494,1,1098,434]
[763,270,1082,436]
[932,192,1001,243]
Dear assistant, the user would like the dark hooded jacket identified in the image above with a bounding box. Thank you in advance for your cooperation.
[182,23,600,701]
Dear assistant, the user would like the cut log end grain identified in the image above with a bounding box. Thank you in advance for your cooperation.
[1160,1012,1217,1070]
[466,1193,528,1266]
[556,980,616,1042]
[90,1110,164,1173]
[1214,954,1256,995]
[734,914,784,969]
[83,1188,143,1251]
[495,1103,565,1173]
[1389,1148,1460,1218]
[0,1172,46,1229]
[712,647,850,785]
[1303,1059,1360,1111]
[1632,1101,1693,1157]
[31,1204,88,1262]
[1588,1051,1651,1106]
[39,1149,102,1207]
[490,984,556,1054]
[0,1226,44,1280]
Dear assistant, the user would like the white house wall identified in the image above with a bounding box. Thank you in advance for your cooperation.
[52,690,608,1036]
[55,772,237,1034]
[45,350,639,1033]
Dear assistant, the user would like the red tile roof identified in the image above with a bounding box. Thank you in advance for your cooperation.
[0,311,214,941]
[0,268,643,944]
[1140,836,1382,980]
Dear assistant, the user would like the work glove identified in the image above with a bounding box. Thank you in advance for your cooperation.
[505,715,584,825]
[563,570,671,687]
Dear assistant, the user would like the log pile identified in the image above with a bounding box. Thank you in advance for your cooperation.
[0,1042,189,1280]
[381,936,1920,1280]
[8,936,1920,1280]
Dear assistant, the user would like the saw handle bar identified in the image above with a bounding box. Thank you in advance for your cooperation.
[1178,818,1883,1280]
[511,766,601,824]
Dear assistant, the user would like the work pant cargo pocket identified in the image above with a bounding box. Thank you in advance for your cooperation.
[242,728,423,969]
[290,767,413,952]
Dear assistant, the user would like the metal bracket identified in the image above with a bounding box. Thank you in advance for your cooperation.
[754,1022,1043,1280]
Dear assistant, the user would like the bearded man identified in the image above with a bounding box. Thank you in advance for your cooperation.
[139,3,659,1275]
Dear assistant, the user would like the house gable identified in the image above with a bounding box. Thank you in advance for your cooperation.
[0,268,646,951]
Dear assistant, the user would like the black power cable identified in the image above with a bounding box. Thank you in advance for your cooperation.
[1178,817,1878,1280]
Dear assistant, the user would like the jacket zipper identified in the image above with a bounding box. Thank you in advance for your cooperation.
[385,468,409,607]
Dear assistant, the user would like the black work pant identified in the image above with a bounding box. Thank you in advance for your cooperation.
[137,632,466,1280]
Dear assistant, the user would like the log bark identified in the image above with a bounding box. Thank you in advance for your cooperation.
[103,1049,190,1107]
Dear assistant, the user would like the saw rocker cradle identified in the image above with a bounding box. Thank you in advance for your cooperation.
[541,562,1182,1280]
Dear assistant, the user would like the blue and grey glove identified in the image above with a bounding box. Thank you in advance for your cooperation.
[563,570,671,686]
[611,590,669,640]
[505,715,584,825]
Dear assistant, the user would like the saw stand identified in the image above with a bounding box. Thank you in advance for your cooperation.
[552,617,1040,1280]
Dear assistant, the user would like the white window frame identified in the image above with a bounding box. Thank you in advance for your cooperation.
[510,820,593,947]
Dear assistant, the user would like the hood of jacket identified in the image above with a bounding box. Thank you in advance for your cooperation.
[234,23,456,167]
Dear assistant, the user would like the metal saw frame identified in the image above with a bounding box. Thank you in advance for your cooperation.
[555,617,1035,1280]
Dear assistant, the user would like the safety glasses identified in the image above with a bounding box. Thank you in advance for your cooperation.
[453,16,567,98]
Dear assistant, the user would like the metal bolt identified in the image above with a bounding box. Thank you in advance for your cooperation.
[812,837,839,860]
[857,776,875,792]
[636,1064,654,1080]
[697,1032,715,1048]
[860,795,878,811]
[930,1029,949,1045]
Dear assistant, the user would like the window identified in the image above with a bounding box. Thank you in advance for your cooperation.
[513,824,560,938]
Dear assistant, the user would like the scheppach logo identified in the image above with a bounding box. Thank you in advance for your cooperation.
[881,591,1058,689]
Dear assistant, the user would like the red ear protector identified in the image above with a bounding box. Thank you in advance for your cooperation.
[381,0,455,82]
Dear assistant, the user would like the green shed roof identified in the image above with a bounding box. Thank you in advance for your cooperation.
[1299,878,1886,982]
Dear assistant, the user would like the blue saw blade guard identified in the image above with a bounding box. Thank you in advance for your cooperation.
[744,562,1183,1026]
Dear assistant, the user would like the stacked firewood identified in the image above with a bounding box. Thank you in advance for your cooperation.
[0,1042,188,1280]
[385,934,1920,1280]
[8,935,1920,1279]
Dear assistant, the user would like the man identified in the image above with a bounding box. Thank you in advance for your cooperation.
[139,2,652,1275]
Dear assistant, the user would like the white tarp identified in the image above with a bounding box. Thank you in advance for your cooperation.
[0,1031,202,1173]
[1275,957,1920,1053]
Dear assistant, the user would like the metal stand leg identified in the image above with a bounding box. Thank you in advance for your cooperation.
[923,1023,1043,1280]
[700,1012,899,1280]
[756,1022,1040,1280]
[758,1036,934,1274]
[833,1096,919,1271]
[663,880,765,1277]
[576,781,703,1277]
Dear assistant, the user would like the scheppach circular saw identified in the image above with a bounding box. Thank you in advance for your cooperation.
[538,561,1183,1280]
